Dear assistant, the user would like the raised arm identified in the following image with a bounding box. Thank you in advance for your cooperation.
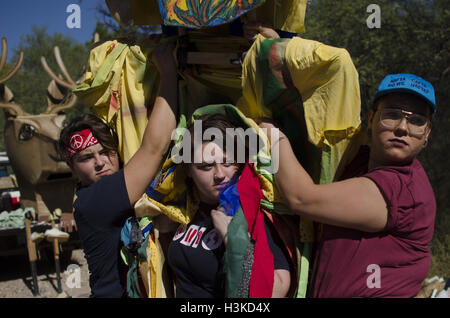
[124,44,178,205]
[261,123,388,233]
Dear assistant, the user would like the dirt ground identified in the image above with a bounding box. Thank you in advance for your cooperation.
[1,242,446,299]
[0,247,91,298]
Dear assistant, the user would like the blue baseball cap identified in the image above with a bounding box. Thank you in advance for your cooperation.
[373,73,436,113]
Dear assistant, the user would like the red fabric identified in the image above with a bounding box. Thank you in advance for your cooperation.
[110,91,119,110]
[237,164,274,298]
[66,128,99,159]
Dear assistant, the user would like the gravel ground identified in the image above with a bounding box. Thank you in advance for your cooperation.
[0,248,91,298]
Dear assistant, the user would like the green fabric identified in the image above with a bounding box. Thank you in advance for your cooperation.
[253,40,318,296]
[223,206,251,298]
[0,208,35,228]
[297,242,312,298]
[120,248,130,267]
[258,39,294,108]
[138,216,152,229]
[73,42,128,97]
[126,234,149,298]
[260,199,293,215]
[256,38,322,183]
[191,104,248,126]
[320,144,333,184]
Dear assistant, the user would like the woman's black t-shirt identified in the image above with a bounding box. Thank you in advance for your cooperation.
[168,204,291,298]
[74,170,133,298]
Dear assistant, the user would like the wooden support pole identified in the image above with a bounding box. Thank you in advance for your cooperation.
[24,218,39,296]
[51,218,62,293]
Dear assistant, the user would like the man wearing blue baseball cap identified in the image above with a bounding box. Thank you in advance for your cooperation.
[259,73,436,297]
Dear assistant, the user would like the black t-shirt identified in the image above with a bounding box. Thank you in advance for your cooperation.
[73,169,133,298]
[168,205,291,298]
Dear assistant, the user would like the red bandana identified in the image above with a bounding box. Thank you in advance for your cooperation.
[66,128,99,159]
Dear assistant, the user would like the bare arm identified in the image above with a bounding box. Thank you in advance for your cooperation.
[124,44,178,205]
[273,269,290,298]
[262,123,388,233]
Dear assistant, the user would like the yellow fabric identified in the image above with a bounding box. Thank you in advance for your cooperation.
[252,0,307,34]
[137,172,276,227]
[141,194,199,225]
[239,35,365,245]
[286,37,362,148]
[74,40,156,163]
[134,156,199,225]
[239,35,363,183]
[144,231,167,298]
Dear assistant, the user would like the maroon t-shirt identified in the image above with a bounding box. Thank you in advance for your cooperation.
[309,146,436,297]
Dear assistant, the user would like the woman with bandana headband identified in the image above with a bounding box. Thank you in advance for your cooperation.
[58,44,178,298]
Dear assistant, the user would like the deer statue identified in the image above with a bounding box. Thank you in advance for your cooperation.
[0,37,80,222]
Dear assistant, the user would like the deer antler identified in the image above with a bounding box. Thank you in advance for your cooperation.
[0,37,28,116]
[0,37,24,84]
[94,32,100,44]
[41,46,78,114]
[44,93,77,115]
[43,79,77,114]
[41,47,77,90]
[0,84,29,116]
[54,47,76,87]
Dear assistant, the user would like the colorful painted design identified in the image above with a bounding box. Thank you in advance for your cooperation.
[157,0,266,28]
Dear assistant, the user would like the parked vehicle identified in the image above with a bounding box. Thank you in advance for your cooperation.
[0,152,21,212]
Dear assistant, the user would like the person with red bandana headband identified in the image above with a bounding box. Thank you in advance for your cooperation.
[58,44,178,298]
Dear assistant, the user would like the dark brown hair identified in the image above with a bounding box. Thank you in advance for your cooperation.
[185,113,255,165]
[58,113,119,163]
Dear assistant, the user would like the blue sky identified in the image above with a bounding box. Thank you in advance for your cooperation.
[0,0,107,60]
